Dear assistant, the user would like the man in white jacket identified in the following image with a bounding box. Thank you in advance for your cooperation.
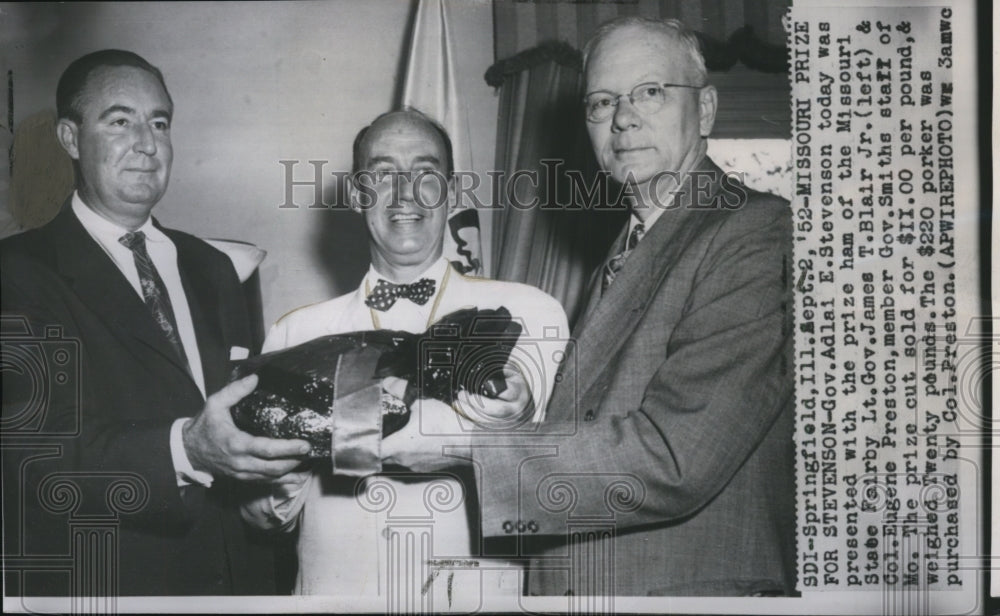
[242,109,568,607]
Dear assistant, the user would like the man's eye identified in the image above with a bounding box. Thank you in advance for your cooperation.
[588,97,612,111]
[152,120,170,131]
[638,86,662,100]
[111,118,129,127]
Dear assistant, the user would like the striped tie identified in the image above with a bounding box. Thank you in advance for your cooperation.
[119,231,189,368]
[602,222,645,293]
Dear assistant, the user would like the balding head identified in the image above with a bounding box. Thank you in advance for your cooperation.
[352,108,454,178]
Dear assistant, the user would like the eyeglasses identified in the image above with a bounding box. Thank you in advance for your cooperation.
[583,81,705,123]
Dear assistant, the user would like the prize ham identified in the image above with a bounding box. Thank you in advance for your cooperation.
[230,307,522,457]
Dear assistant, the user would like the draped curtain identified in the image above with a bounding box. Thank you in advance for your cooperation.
[489,43,626,324]
[494,0,789,61]
[487,0,790,325]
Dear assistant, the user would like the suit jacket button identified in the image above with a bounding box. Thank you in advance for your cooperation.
[502,520,513,534]
[516,520,527,533]
[527,521,539,533]
[583,409,595,421]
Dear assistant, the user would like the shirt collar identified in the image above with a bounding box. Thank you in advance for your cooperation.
[71,191,166,243]
[630,202,666,237]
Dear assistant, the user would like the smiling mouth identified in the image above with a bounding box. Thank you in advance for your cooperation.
[389,212,423,224]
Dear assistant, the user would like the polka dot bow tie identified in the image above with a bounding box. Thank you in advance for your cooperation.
[365,278,436,311]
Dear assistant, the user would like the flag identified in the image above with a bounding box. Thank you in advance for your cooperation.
[400,0,483,276]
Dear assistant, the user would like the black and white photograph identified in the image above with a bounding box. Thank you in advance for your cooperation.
[0,1,991,614]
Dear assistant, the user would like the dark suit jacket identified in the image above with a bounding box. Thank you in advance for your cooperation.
[475,157,796,596]
[1,204,276,596]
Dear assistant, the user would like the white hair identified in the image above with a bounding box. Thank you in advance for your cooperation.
[582,17,708,86]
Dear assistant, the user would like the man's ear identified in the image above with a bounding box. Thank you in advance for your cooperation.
[56,118,81,160]
[697,85,718,138]
[346,179,361,213]
[445,174,458,216]
[346,175,372,214]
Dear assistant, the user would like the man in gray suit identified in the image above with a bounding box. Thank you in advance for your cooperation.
[384,16,795,597]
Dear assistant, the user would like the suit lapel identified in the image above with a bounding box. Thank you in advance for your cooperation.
[574,224,628,332]
[170,229,226,396]
[559,157,728,405]
[50,206,200,392]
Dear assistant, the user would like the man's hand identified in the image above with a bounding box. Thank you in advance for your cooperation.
[454,365,534,426]
[380,376,473,472]
[270,466,314,489]
[183,374,313,481]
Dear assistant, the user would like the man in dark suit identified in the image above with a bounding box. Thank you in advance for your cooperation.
[1,49,311,596]
[384,17,795,597]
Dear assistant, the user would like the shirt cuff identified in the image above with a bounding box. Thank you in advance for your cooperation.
[267,482,308,527]
[170,417,214,488]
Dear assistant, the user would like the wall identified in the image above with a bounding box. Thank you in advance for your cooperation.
[1,0,498,327]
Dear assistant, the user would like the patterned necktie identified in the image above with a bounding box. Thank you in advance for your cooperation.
[119,231,189,367]
[364,278,436,311]
[602,222,645,293]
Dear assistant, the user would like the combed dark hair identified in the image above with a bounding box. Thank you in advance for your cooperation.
[351,107,454,178]
[56,49,172,123]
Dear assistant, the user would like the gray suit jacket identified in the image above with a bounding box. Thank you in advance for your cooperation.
[475,156,795,596]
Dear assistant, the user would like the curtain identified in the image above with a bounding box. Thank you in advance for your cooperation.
[493,0,789,60]
[489,43,626,324]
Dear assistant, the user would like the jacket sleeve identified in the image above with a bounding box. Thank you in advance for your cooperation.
[474,203,793,535]
[1,257,194,532]
[3,241,259,534]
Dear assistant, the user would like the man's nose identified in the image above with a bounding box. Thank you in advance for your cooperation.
[395,172,415,203]
[611,97,641,132]
[132,123,157,155]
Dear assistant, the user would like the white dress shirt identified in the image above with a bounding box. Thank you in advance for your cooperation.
[72,193,212,487]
